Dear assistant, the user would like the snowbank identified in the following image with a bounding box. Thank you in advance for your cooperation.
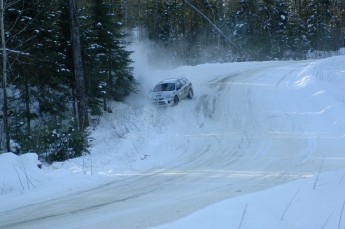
[151,169,345,229]
[0,153,42,195]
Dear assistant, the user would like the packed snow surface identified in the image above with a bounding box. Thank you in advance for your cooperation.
[1,47,345,228]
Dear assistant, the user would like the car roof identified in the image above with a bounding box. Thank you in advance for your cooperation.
[157,78,187,84]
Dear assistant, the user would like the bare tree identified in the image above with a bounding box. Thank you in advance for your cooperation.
[69,0,89,130]
[0,0,10,152]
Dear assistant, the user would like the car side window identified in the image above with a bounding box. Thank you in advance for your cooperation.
[176,81,182,90]
[179,79,186,86]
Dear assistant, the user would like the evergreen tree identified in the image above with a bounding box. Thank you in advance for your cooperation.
[84,0,134,116]
[7,1,72,148]
[261,0,289,59]
[302,0,335,51]
[285,0,309,59]
[233,0,266,60]
[1,0,91,160]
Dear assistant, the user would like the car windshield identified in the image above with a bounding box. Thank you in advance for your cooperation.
[153,83,175,92]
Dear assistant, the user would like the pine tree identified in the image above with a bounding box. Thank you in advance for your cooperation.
[233,0,266,60]
[302,0,335,51]
[6,1,72,148]
[285,0,309,59]
[83,0,134,116]
[261,0,289,59]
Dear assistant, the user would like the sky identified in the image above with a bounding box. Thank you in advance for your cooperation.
[1,44,345,229]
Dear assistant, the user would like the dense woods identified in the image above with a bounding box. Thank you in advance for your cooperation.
[1,0,344,162]
[0,0,134,161]
[124,0,345,64]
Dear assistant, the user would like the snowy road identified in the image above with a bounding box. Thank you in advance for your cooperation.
[1,60,345,228]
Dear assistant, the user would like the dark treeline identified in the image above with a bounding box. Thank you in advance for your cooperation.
[0,0,134,161]
[1,0,344,162]
[124,0,345,64]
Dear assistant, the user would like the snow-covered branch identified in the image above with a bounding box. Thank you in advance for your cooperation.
[0,48,30,56]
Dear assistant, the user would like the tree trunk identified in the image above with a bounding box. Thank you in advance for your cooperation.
[24,79,31,136]
[69,0,89,130]
[0,0,10,152]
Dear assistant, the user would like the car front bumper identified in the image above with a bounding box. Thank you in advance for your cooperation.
[152,97,174,106]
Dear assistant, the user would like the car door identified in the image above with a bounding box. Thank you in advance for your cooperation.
[179,79,188,98]
[175,81,184,99]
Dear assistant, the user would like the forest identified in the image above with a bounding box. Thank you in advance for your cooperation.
[0,0,344,162]
[126,0,345,63]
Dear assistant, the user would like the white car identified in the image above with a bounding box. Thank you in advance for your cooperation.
[150,78,194,106]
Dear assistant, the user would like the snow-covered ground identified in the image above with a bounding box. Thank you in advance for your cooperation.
[1,44,345,229]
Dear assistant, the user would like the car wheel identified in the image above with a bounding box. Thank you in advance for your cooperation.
[174,96,179,105]
[187,89,193,99]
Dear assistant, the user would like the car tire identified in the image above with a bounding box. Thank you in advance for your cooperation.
[187,89,193,99]
[174,96,179,105]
